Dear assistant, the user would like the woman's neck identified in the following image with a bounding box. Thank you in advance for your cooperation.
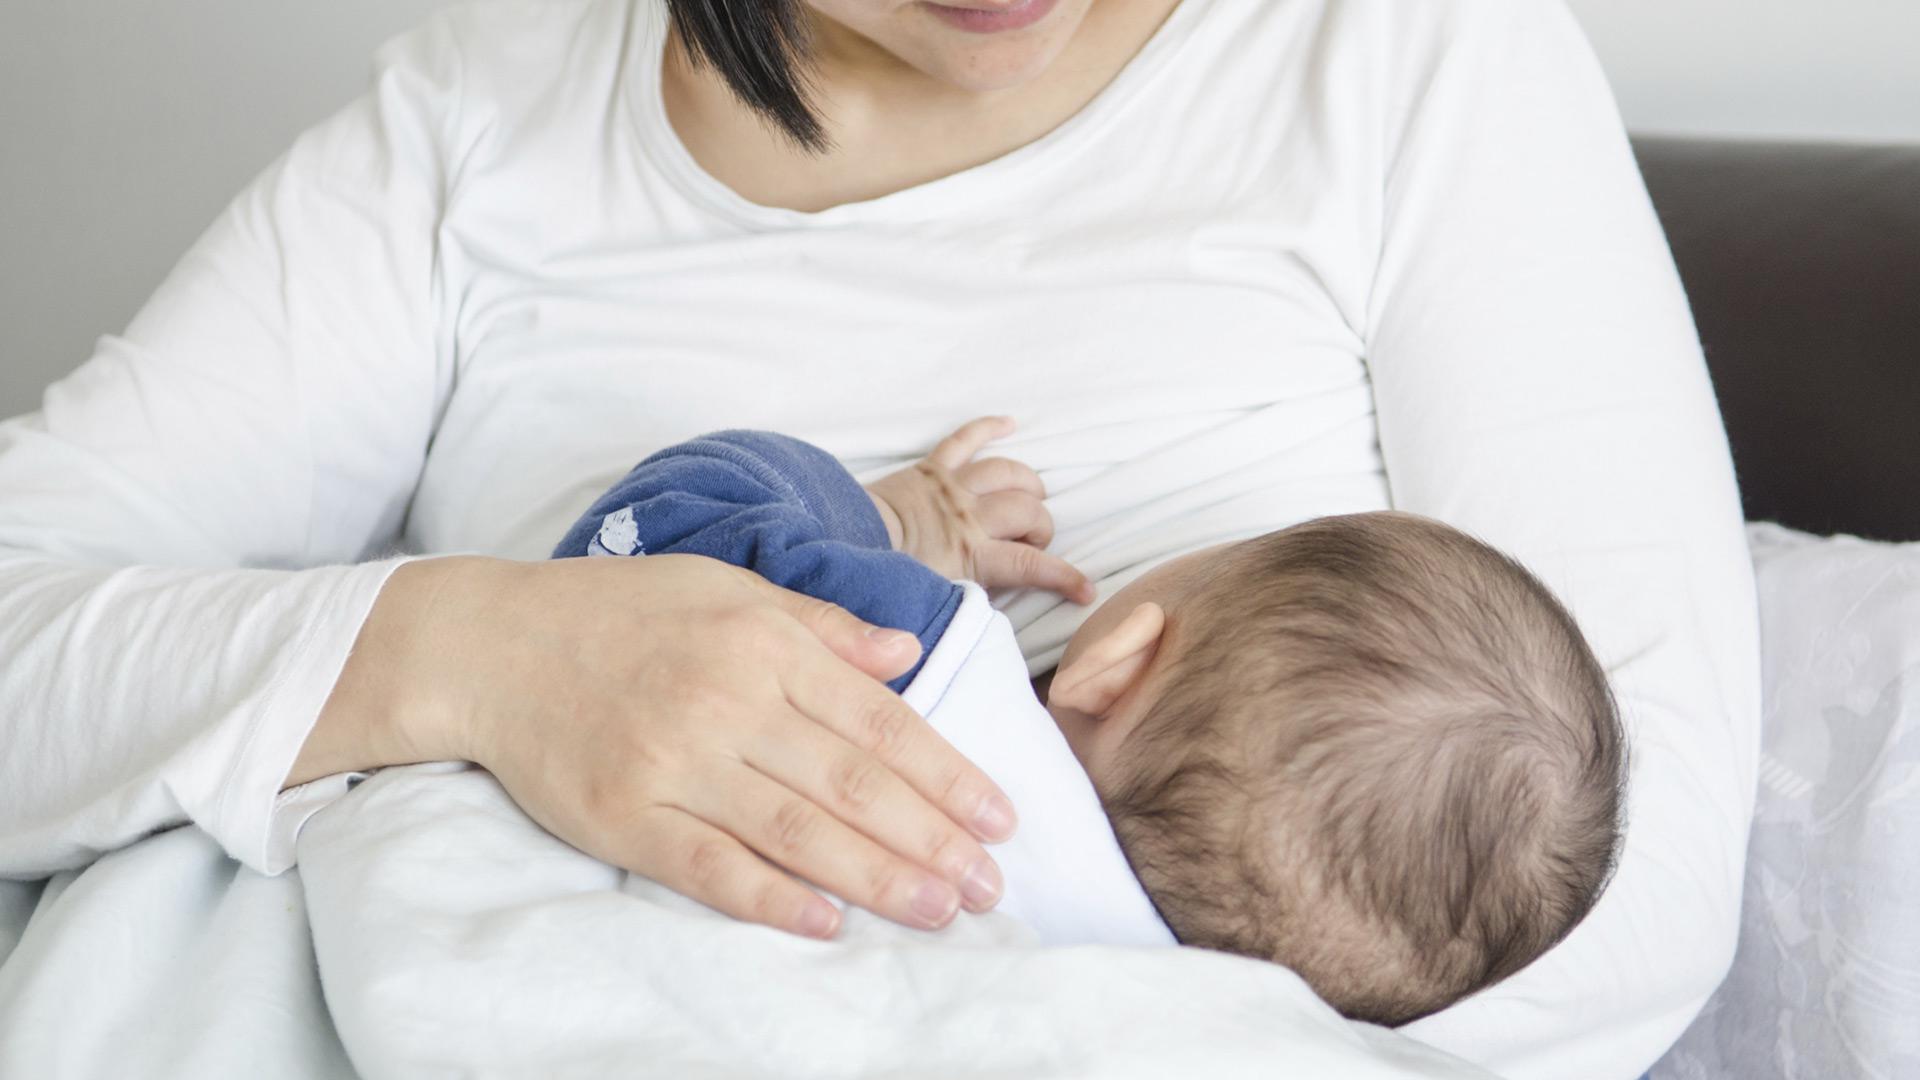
[662,0,1185,212]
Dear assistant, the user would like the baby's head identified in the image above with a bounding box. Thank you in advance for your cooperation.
[1046,512,1626,1025]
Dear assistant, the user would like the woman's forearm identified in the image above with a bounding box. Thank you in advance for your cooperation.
[290,556,486,787]
[0,552,420,878]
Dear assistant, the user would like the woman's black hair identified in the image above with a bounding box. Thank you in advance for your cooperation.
[668,0,828,151]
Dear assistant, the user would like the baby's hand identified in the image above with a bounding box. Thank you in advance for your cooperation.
[867,418,1097,604]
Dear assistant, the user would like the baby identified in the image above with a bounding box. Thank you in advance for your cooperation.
[553,421,1627,1027]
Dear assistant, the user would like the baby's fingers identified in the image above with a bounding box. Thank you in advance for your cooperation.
[973,541,1097,605]
[929,417,1016,471]
[975,491,1055,549]
[957,457,1046,499]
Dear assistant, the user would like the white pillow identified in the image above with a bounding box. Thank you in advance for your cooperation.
[1655,524,1920,1079]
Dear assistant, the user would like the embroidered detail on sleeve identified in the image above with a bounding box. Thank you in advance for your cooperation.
[586,506,645,558]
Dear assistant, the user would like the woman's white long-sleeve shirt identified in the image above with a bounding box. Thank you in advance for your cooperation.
[0,1,1760,1076]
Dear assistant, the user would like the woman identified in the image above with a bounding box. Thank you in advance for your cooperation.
[0,0,1759,1077]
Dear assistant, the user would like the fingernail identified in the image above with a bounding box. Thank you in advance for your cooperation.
[973,795,1017,842]
[797,899,840,939]
[911,879,960,928]
[868,626,916,648]
[959,859,1003,911]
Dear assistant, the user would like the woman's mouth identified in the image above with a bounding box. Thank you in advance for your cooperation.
[922,0,1062,34]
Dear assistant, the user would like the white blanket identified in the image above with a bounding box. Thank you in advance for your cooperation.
[298,765,1488,1080]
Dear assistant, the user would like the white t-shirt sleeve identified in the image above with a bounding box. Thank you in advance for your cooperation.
[0,17,464,877]
[1361,1,1762,1077]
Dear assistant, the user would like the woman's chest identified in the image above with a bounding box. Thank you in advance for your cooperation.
[409,193,1378,560]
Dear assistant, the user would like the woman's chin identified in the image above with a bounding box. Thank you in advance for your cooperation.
[927,47,1076,94]
[815,0,1093,95]
[923,19,1091,92]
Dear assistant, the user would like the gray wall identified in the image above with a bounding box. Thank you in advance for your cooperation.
[3,0,1918,420]
[0,0,449,421]
[1567,0,1920,144]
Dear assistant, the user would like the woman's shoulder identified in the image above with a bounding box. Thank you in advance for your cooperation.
[378,0,649,114]
[1208,0,1587,65]
[423,0,642,61]
[1166,0,1600,165]
[1336,0,1595,77]
[1188,0,1594,104]
[364,0,657,182]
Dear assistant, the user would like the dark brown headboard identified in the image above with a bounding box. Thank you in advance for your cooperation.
[1632,137,1920,542]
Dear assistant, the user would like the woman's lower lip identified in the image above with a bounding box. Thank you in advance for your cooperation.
[923,0,1061,34]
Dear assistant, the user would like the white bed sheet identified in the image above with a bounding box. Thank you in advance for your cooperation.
[1655,525,1920,1079]
[0,770,1488,1079]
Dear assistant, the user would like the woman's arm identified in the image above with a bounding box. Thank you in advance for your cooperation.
[1359,1,1761,1076]
[0,16,460,876]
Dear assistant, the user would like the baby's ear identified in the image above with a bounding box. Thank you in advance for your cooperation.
[1049,603,1167,719]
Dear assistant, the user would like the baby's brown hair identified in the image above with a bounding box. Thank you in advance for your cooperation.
[1102,513,1626,1025]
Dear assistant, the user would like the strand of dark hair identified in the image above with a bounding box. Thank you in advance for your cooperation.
[668,0,828,151]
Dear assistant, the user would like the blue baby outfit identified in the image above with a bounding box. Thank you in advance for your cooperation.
[552,431,964,692]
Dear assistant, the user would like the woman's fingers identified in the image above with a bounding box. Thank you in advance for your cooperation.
[929,416,1016,471]
[626,806,843,939]
[744,713,1005,913]
[957,456,1046,499]
[780,651,1018,845]
[973,490,1055,548]
[744,571,923,683]
[687,760,967,931]
[973,541,1097,604]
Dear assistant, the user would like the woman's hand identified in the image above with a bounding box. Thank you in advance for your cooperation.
[297,553,1017,939]
[867,417,1097,604]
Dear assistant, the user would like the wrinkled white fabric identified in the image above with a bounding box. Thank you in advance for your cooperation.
[0,832,354,1080]
[295,771,1489,1080]
[0,0,1758,1076]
